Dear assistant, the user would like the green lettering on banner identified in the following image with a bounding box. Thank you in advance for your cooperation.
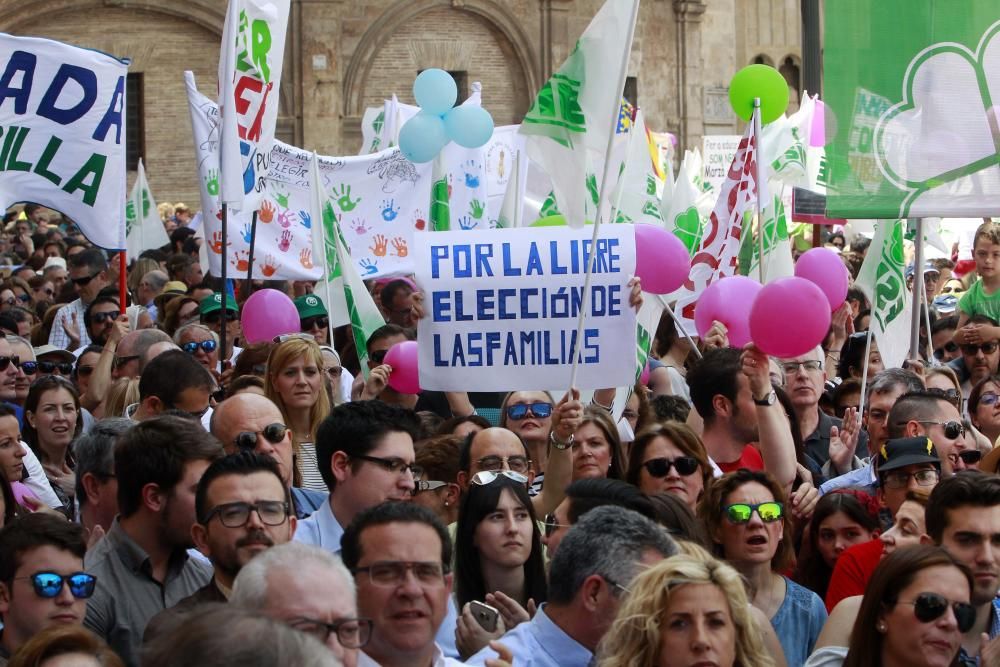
[62,153,106,207]
[872,223,906,331]
[7,126,31,171]
[635,322,651,382]
[0,126,13,168]
[251,19,272,83]
[34,136,64,185]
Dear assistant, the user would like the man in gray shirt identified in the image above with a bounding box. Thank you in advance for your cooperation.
[84,415,223,667]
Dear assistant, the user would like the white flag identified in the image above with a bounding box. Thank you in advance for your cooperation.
[125,159,168,258]
[855,220,913,370]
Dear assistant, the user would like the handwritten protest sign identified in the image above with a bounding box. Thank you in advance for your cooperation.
[414,226,637,391]
[702,134,741,195]
[0,34,128,250]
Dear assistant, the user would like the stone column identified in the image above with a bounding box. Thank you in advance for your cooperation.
[673,0,706,153]
[298,0,344,154]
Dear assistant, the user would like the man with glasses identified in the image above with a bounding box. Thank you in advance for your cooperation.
[467,506,677,666]
[358,324,415,405]
[106,329,172,382]
[296,294,330,346]
[949,314,1000,397]
[83,296,124,350]
[49,248,110,350]
[136,270,168,322]
[341,502,462,667]
[0,514,92,663]
[295,401,421,555]
[143,452,297,644]
[890,390,967,476]
[129,350,213,423]
[211,393,326,520]
[175,324,221,373]
[379,279,416,329]
[932,316,961,363]
[199,293,241,365]
[826,435,943,610]
[233,542,370,667]
[84,415,224,667]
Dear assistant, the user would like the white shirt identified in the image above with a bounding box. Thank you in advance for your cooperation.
[357,644,464,667]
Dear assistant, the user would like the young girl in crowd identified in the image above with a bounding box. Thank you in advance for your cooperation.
[23,375,82,515]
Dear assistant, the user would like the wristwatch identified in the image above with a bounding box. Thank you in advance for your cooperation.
[550,431,574,450]
[753,390,777,407]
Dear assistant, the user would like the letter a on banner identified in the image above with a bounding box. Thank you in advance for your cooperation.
[218,0,289,213]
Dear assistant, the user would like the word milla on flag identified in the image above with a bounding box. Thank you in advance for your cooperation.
[0,34,129,250]
[414,226,637,392]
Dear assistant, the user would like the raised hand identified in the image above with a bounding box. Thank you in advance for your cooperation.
[278,230,292,252]
[333,184,360,212]
[277,209,295,229]
[828,407,861,475]
[380,199,399,222]
[390,237,408,257]
[469,199,485,220]
[299,248,313,269]
[259,200,275,223]
[370,234,388,257]
[205,169,219,196]
[298,210,312,229]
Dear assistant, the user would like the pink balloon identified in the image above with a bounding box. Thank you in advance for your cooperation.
[633,224,692,295]
[11,481,38,509]
[795,247,849,310]
[694,276,762,348]
[241,289,300,344]
[384,340,421,394]
[749,277,831,358]
[810,99,827,147]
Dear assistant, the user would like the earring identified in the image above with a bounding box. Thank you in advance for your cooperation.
[877,621,887,633]
[444,501,450,507]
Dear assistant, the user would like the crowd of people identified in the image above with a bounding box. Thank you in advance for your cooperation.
[0,201,998,667]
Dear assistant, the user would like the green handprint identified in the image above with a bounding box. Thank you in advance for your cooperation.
[273,188,290,208]
[333,184,361,213]
[206,169,219,196]
[469,199,485,220]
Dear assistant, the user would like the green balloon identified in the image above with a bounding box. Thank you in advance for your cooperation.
[728,64,789,124]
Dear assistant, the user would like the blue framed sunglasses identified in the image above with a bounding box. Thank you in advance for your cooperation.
[182,340,218,355]
[505,402,553,420]
[18,571,96,599]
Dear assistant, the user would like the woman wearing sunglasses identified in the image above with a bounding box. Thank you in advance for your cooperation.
[175,323,221,373]
[453,470,547,659]
[700,469,826,667]
[968,375,1000,447]
[626,422,713,511]
[499,391,555,489]
[264,336,330,492]
[569,407,624,482]
[806,545,974,667]
[23,376,82,517]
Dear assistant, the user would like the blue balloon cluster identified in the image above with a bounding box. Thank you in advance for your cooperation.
[399,68,495,164]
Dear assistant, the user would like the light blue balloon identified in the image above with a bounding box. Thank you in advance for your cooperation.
[413,69,457,116]
[443,105,495,148]
[399,112,448,163]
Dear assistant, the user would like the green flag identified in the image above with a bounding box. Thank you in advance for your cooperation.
[824,2,1000,218]
[854,220,912,369]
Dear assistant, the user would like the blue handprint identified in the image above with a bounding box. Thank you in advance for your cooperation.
[380,199,399,222]
[298,210,312,229]
[458,216,478,230]
[359,258,379,276]
[240,223,253,244]
[463,160,481,189]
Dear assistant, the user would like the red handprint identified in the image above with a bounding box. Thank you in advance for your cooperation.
[278,230,292,252]
[413,209,426,231]
[209,231,230,254]
[370,234,388,257]
[390,237,408,258]
[259,200,275,223]
[232,250,249,272]
[261,254,277,277]
[299,248,314,269]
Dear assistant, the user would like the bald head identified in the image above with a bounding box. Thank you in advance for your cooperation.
[457,427,533,491]
[139,340,179,373]
[212,393,294,487]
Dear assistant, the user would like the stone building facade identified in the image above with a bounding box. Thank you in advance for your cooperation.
[0,0,806,205]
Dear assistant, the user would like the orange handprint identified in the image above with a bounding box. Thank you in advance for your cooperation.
[261,255,277,277]
[209,231,230,254]
[299,248,314,269]
[259,200,275,223]
[370,234,388,257]
[232,250,249,272]
[390,237,408,258]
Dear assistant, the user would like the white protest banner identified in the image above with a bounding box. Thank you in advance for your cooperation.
[414,226,637,391]
[484,124,525,225]
[218,0,289,213]
[0,34,128,250]
[186,71,432,280]
[125,158,169,257]
[702,135,741,196]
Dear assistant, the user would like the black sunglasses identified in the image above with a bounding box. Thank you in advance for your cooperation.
[71,272,101,287]
[234,423,288,451]
[915,420,965,440]
[0,355,21,371]
[952,450,983,465]
[933,341,959,360]
[641,456,700,478]
[370,349,388,364]
[901,592,976,632]
[17,571,96,599]
[38,360,73,375]
[962,342,999,356]
[301,316,329,330]
[90,311,117,325]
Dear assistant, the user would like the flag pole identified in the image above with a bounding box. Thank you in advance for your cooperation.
[118,251,127,315]
[512,150,523,228]
[857,328,874,417]
[311,151,337,348]
[658,294,703,361]
[908,218,924,360]
[245,211,259,297]
[568,0,641,391]
[219,203,229,364]
[753,98,765,284]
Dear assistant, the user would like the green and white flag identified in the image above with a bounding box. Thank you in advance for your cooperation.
[855,220,913,370]
[663,149,713,256]
[520,0,639,228]
[125,159,169,258]
[609,109,664,226]
[824,2,1000,218]
[737,193,794,282]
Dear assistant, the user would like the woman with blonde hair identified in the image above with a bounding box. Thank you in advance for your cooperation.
[9,624,123,667]
[264,335,330,491]
[598,553,775,667]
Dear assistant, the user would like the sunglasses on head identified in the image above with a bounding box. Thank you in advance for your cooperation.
[182,340,218,355]
[962,342,999,355]
[38,360,73,375]
[471,470,529,486]
[505,402,553,421]
[71,272,101,287]
[18,571,96,599]
[301,316,329,330]
[642,456,700,478]
[724,501,784,524]
[933,341,959,360]
[234,423,288,451]
[900,592,976,632]
[0,355,21,372]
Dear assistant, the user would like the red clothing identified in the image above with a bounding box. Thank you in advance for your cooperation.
[716,445,765,473]
[825,537,883,612]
